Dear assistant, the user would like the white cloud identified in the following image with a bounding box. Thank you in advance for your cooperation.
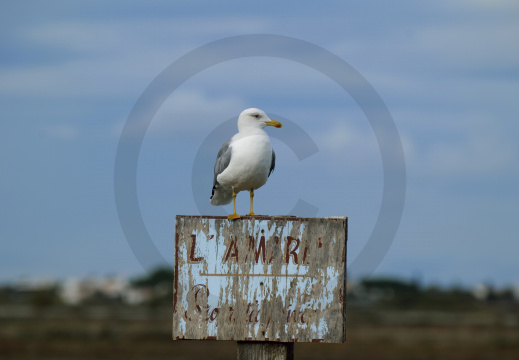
[113,90,245,138]
[315,121,380,170]
[401,112,518,179]
[24,18,270,54]
[0,53,169,98]
[425,129,516,178]
[152,90,244,131]
[414,21,519,71]
[0,17,271,98]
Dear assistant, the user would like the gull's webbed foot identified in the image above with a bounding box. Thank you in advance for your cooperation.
[228,213,241,220]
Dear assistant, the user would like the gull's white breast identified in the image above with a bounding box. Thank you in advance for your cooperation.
[216,134,272,192]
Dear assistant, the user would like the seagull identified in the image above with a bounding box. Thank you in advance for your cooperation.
[210,108,283,220]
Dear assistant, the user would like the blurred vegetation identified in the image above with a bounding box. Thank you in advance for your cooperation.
[1,268,517,311]
[130,266,174,307]
[0,285,61,308]
[131,266,174,287]
[0,269,518,359]
[349,277,482,311]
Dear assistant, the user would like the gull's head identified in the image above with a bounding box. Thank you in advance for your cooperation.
[237,108,283,131]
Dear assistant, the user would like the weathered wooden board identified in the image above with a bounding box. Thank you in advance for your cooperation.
[173,215,347,343]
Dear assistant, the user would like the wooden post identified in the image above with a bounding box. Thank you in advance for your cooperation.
[173,216,347,357]
[237,341,294,360]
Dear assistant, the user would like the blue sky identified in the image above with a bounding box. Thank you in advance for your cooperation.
[1,1,518,287]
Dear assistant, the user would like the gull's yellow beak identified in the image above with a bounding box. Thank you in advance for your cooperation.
[265,119,283,128]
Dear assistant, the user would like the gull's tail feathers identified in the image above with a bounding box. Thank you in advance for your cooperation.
[210,185,233,206]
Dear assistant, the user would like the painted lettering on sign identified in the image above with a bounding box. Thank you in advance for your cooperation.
[173,216,347,343]
[188,234,205,263]
[186,234,325,267]
[182,284,319,329]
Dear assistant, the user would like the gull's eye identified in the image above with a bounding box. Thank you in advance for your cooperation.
[253,114,260,119]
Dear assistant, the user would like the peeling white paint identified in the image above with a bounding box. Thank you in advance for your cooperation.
[173,216,347,343]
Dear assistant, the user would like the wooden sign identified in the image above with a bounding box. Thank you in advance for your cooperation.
[173,215,347,343]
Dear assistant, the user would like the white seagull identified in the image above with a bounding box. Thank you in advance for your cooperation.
[210,108,283,220]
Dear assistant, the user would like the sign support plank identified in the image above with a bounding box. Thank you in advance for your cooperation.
[173,215,347,348]
[237,341,294,360]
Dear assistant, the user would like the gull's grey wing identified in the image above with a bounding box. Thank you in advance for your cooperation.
[268,149,276,177]
[212,139,232,188]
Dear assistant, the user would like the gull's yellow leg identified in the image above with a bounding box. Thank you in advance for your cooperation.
[248,188,258,216]
[228,187,241,220]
